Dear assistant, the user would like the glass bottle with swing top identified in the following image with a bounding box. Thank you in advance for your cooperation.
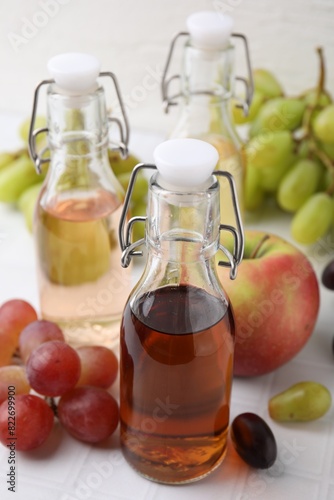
[161,11,253,227]
[118,138,244,483]
[29,52,131,348]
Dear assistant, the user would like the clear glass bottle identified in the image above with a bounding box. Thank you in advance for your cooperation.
[118,138,244,484]
[28,53,131,348]
[162,11,253,227]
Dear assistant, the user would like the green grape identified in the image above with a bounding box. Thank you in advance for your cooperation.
[320,141,334,160]
[277,159,322,212]
[231,90,265,125]
[19,116,47,146]
[246,131,294,169]
[253,68,284,99]
[246,131,295,192]
[108,151,140,176]
[313,104,334,144]
[117,172,131,192]
[244,164,265,211]
[18,182,43,232]
[269,382,331,422]
[133,175,148,203]
[117,172,148,203]
[131,201,147,241]
[291,192,332,244]
[297,140,311,159]
[0,155,44,203]
[319,168,334,191]
[249,98,306,137]
[302,88,332,107]
[0,152,17,171]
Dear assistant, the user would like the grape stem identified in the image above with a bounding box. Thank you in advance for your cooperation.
[309,141,334,194]
[293,46,334,193]
[45,397,58,418]
[249,234,270,259]
[300,47,326,137]
[316,46,325,99]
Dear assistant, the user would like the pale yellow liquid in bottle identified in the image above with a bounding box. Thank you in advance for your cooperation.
[35,189,131,348]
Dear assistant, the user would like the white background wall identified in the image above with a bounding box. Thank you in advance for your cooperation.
[0,0,333,136]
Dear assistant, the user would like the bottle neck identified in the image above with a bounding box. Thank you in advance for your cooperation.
[41,85,122,213]
[181,43,235,102]
[47,85,109,154]
[147,173,220,259]
[171,43,239,142]
[129,173,228,310]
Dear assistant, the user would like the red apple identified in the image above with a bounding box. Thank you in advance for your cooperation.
[217,230,320,376]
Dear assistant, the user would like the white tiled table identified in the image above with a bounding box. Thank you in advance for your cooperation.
[0,113,334,500]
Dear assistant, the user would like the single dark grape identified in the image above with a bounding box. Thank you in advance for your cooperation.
[321,260,334,290]
[231,412,277,469]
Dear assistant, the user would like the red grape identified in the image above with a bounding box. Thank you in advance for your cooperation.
[0,366,30,405]
[26,341,81,397]
[0,394,54,451]
[58,386,119,443]
[0,299,38,366]
[19,320,64,363]
[0,331,18,368]
[76,346,118,389]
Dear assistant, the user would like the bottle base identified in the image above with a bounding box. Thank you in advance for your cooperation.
[122,446,227,485]
[120,429,228,485]
[42,314,122,349]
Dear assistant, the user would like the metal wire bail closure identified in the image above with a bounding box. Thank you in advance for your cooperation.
[28,72,130,174]
[119,164,244,279]
[119,164,156,268]
[161,30,254,116]
[215,170,244,280]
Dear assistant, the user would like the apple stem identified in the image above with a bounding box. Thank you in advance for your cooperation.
[249,234,270,259]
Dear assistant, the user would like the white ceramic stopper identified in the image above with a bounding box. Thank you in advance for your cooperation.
[47,52,101,93]
[153,138,219,191]
[186,11,234,51]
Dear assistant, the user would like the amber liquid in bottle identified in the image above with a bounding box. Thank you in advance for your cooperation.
[120,284,234,484]
[35,189,131,347]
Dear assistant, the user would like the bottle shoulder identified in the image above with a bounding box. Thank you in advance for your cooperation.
[38,185,122,221]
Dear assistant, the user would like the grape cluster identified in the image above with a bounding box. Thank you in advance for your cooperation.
[0,299,119,451]
[0,118,148,240]
[234,49,334,246]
